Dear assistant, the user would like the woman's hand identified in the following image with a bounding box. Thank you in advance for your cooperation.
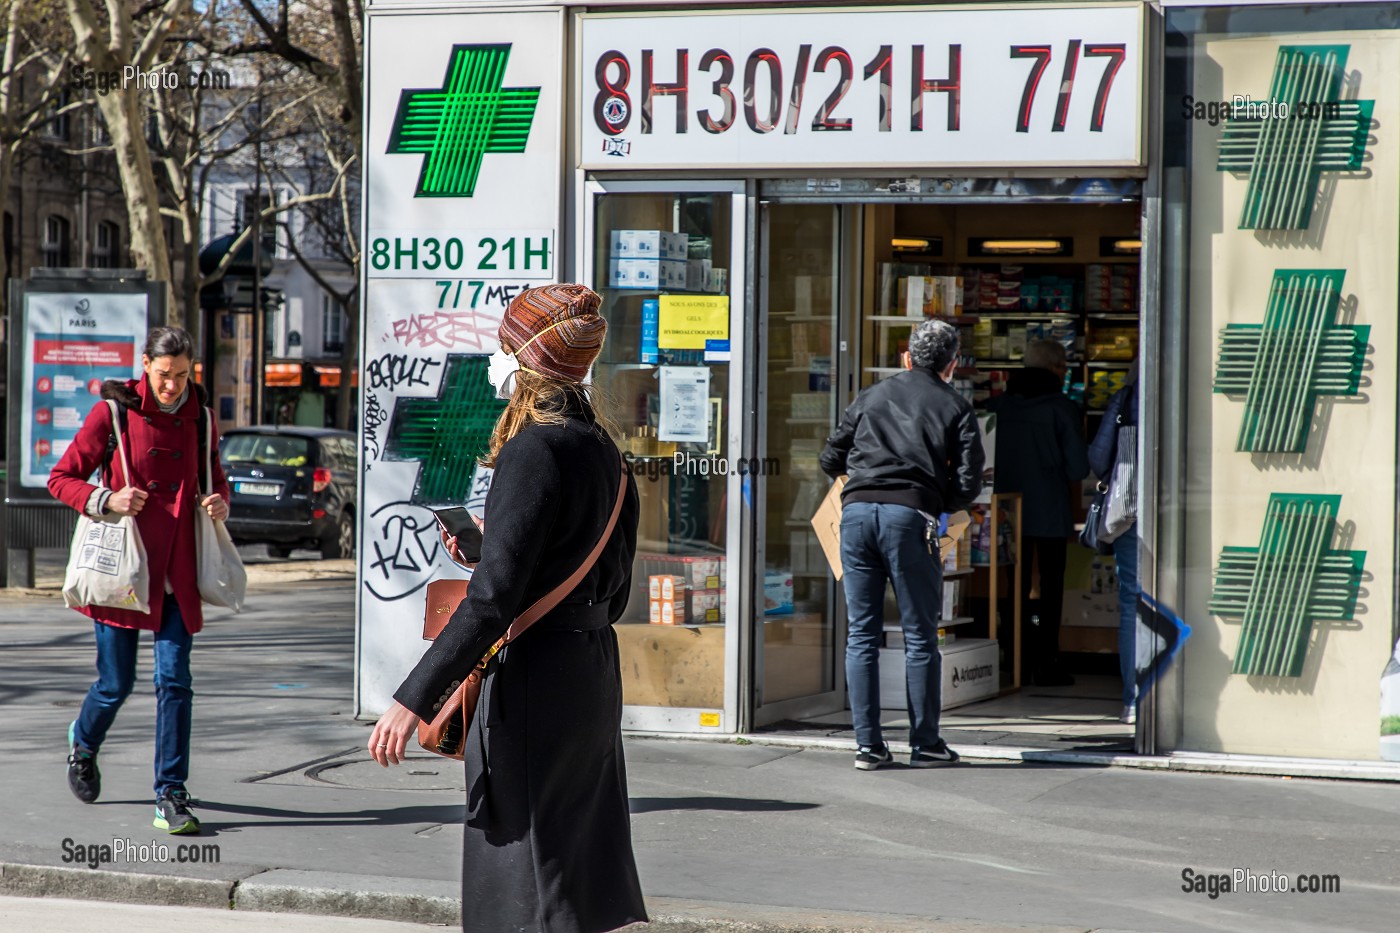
[368,701,422,767]
[439,527,479,569]
[107,486,148,516]
[201,494,229,521]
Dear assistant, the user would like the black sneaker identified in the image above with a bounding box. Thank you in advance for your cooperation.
[854,745,894,771]
[910,740,961,768]
[154,791,201,835]
[66,721,100,803]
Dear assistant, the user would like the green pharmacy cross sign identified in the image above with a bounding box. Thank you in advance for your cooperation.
[387,44,540,198]
[1209,493,1365,678]
[1213,270,1367,453]
[382,355,506,505]
[1217,45,1373,230]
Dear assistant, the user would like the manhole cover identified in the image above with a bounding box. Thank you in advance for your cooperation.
[307,755,466,792]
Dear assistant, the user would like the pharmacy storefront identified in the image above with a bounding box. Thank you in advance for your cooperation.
[1158,0,1400,766]
[359,0,1161,740]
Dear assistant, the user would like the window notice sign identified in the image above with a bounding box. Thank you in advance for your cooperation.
[658,295,729,350]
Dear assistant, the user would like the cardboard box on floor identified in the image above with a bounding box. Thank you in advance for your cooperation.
[810,476,972,580]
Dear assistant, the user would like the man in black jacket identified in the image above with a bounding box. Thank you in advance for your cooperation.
[820,319,984,770]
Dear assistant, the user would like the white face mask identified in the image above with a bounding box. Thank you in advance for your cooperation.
[487,348,519,400]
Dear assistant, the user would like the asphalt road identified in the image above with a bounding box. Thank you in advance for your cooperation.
[1,579,1397,932]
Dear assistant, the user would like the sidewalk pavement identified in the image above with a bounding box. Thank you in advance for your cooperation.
[1,570,1397,932]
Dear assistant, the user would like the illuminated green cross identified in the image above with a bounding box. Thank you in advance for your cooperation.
[1217,44,1373,230]
[387,44,539,198]
[1213,270,1367,453]
[383,355,505,505]
[1209,493,1364,678]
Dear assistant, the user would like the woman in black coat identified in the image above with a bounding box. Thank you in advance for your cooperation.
[369,284,646,933]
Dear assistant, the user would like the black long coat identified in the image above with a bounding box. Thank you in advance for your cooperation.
[395,404,645,933]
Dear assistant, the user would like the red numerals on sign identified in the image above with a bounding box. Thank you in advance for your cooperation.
[1010,41,1125,133]
[594,51,632,135]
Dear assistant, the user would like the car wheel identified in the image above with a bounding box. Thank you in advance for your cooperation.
[322,510,355,560]
[267,545,294,560]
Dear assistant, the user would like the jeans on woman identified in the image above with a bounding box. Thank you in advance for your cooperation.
[72,598,194,797]
[840,501,944,751]
[1113,529,1139,708]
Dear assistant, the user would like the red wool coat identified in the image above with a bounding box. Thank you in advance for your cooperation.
[48,378,230,634]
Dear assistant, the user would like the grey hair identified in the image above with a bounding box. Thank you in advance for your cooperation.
[144,326,195,361]
[909,318,960,371]
[1023,339,1067,371]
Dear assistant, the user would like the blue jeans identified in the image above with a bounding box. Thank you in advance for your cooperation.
[72,598,194,798]
[840,501,943,750]
[1113,530,1139,707]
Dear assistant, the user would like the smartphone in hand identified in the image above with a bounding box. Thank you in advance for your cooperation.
[433,507,484,563]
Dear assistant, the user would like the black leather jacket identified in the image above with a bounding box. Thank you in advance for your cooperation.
[819,366,985,515]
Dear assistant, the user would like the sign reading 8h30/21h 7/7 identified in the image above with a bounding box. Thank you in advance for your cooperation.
[579,4,1144,169]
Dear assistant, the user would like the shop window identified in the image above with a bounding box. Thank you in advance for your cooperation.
[42,215,71,267]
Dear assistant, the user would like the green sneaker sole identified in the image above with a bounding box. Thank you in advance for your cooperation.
[153,815,202,834]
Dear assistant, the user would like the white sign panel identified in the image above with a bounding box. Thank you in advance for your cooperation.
[359,8,563,716]
[580,5,1144,169]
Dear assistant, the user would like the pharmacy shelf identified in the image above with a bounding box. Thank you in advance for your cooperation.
[1086,313,1139,321]
[968,312,1077,320]
[1086,361,1134,369]
[788,417,833,425]
[598,362,658,370]
[867,315,922,323]
[884,616,977,631]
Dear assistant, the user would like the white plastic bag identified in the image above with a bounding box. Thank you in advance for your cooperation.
[1103,425,1137,540]
[196,407,246,611]
[62,401,151,613]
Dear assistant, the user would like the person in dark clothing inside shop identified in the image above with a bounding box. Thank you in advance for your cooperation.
[367,283,646,933]
[820,318,985,771]
[987,338,1090,686]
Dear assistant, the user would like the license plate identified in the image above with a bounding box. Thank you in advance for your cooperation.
[235,481,280,496]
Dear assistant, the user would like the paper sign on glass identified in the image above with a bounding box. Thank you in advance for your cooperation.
[658,366,711,442]
[658,296,729,350]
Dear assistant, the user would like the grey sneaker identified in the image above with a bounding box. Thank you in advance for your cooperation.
[1120,704,1137,725]
[66,721,100,803]
[909,740,960,768]
[154,790,202,835]
[854,745,894,771]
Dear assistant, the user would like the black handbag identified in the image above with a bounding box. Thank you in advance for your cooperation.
[1079,482,1113,555]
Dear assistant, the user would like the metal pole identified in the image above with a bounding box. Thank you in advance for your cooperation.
[251,78,265,425]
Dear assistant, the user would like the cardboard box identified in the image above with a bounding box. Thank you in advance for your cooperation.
[648,574,684,601]
[608,258,688,290]
[610,229,688,259]
[641,299,660,364]
[649,597,685,625]
[688,588,725,624]
[879,637,998,710]
[810,476,846,580]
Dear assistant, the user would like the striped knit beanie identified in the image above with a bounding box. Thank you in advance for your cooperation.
[499,284,607,382]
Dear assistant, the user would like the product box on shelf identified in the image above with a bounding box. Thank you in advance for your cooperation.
[648,574,685,601]
[686,259,713,292]
[641,299,660,363]
[879,637,996,709]
[609,258,687,290]
[764,571,794,615]
[611,229,689,260]
[688,588,725,624]
[648,596,686,625]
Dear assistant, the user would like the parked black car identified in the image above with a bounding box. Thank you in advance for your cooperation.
[220,427,357,560]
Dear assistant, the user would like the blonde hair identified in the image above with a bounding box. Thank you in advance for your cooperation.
[483,370,617,467]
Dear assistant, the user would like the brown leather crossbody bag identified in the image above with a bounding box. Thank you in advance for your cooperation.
[417,457,627,760]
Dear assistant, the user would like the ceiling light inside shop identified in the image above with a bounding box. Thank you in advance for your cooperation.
[979,238,1068,254]
[1112,238,1142,253]
[892,236,942,252]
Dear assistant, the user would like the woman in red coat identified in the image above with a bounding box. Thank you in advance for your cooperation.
[48,327,230,835]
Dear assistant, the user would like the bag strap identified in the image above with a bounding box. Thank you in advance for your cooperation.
[203,407,214,496]
[471,454,629,672]
[105,400,133,491]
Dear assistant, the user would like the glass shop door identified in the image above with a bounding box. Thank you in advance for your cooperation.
[752,202,849,726]
[581,178,748,734]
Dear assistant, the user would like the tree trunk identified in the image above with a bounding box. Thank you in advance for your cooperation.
[335,289,359,430]
[95,87,177,323]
